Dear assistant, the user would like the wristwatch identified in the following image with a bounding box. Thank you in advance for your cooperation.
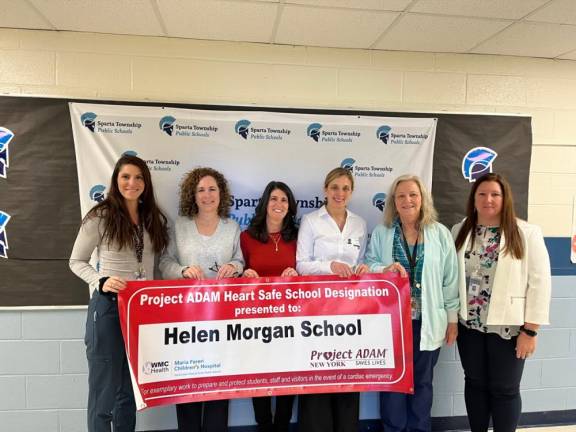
[520,325,538,337]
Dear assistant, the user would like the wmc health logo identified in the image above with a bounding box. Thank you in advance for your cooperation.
[81,112,97,132]
[462,147,498,182]
[372,193,387,212]
[376,126,391,144]
[235,120,251,139]
[0,211,11,259]
[89,185,106,203]
[307,123,322,142]
[159,116,176,136]
[0,127,15,179]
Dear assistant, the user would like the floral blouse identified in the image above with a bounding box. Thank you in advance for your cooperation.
[462,225,520,339]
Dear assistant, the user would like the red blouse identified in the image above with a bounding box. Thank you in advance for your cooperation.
[240,230,297,277]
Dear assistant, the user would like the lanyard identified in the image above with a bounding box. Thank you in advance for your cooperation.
[400,225,419,289]
[134,221,144,267]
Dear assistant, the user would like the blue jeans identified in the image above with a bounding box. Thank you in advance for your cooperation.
[380,320,440,432]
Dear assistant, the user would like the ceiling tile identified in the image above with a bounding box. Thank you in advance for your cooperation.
[285,0,411,11]
[526,0,576,25]
[472,22,576,58]
[160,0,278,43]
[29,0,163,36]
[374,14,510,53]
[0,0,52,29]
[558,49,576,60]
[276,5,398,48]
[410,0,548,19]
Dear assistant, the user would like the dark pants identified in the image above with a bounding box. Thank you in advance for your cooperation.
[252,395,295,432]
[298,392,359,432]
[380,320,440,432]
[176,400,229,432]
[85,291,136,432]
[457,323,525,432]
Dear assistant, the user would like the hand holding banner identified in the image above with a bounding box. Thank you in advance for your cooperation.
[118,273,413,410]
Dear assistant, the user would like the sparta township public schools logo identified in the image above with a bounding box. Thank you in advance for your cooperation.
[0,211,11,259]
[372,193,387,211]
[89,185,106,203]
[235,120,251,139]
[159,116,176,136]
[340,158,355,171]
[80,112,97,132]
[462,147,498,182]
[376,125,391,144]
[0,127,15,179]
[307,123,322,142]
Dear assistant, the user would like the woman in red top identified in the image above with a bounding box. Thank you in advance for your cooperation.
[240,181,299,432]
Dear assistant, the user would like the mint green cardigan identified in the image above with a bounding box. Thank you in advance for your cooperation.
[365,222,459,351]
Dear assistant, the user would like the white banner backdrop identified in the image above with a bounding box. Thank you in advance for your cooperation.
[69,103,437,232]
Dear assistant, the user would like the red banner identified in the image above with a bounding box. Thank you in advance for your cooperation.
[118,273,413,410]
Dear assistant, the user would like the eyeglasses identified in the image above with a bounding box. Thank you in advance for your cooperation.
[208,261,239,277]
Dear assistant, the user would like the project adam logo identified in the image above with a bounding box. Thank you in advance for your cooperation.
[0,211,11,259]
[340,158,393,179]
[143,360,170,375]
[0,127,15,179]
[122,150,181,173]
[462,147,498,182]
[307,123,361,143]
[372,193,387,212]
[376,125,429,145]
[309,347,388,368]
[80,112,142,134]
[160,116,218,138]
[235,119,291,141]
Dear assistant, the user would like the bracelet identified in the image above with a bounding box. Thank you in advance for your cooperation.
[520,325,538,337]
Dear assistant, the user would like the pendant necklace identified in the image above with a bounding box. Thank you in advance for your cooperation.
[270,232,281,252]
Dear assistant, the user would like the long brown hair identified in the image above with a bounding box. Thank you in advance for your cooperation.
[84,155,169,253]
[454,173,524,259]
[179,167,232,218]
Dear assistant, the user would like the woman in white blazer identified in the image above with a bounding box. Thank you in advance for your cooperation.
[452,173,551,432]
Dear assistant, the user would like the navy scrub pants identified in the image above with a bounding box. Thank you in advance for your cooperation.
[380,320,440,432]
[85,291,136,432]
[457,323,525,432]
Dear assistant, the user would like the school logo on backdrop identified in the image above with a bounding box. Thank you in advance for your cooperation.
[89,185,106,203]
[307,123,322,142]
[234,119,291,141]
[308,123,361,143]
[160,116,217,138]
[0,211,11,258]
[159,116,176,136]
[376,126,391,144]
[377,125,428,145]
[81,112,142,134]
[123,150,181,172]
[461,147,498,182]
[0,127,15,179]
[340,158,393,178]
[81,112,97,132]
[372,193,387,212]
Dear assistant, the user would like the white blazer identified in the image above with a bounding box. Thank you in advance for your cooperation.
[451,219,551,326]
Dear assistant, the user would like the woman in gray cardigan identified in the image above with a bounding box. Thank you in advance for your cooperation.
[160,167,244,432]
[69,154,169,432]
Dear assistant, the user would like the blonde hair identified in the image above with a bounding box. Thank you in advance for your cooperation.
[383,175,437,227]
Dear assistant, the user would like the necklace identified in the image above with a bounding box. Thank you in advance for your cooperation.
[269,232,281,252]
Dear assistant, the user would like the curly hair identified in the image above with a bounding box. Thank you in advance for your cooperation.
[179,167,231,218]
[383,174,437,227]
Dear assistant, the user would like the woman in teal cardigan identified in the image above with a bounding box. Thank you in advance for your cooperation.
[365,174,459,432]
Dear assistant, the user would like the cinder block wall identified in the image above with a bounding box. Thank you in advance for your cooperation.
[0,29,574,431]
